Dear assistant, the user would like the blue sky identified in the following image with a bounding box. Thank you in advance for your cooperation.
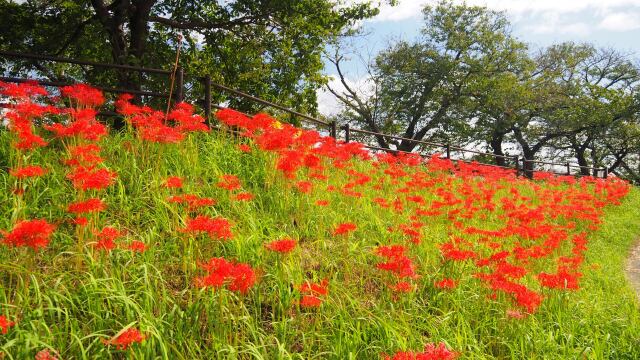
[318,0,640,115]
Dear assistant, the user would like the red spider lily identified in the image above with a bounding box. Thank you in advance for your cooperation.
[60,84,105,108]
[299,279,329,308]
[195,257,256,294]
[1,219,55,250]
[183,216,233,240]
[217,174,242,191]
[45,108,107,141]
[537,268,582,290]
[67,198,106,214]
[265,238,297,254]
[391,281,414,294]
[383,342,458,360]
[64,144,104,167]
[35,349,59,360]
[375,245,418,279]
[102,328,145,350]
[295,181,313,193]
[9,165,48,179]
[0,315,15,334]
[238,144,252,153]
[164,176,183,189]
[434,278,458,290]
[235,192,254,201]
[167,102,209,133]
[94,227,123,251]
[66,166,117,191]
[333,222,357,236]
[315,200,329,206]
[0,80,48,99]
[167,194,216,210]
[72,217,89,227]
[127,241,147,253]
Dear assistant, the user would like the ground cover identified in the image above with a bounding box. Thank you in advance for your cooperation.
[0,82,639,359]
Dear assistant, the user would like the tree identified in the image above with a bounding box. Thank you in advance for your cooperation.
[329,0,526,152]
[0,0,387,114]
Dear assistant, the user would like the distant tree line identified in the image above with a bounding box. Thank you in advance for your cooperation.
[328,1,640,181]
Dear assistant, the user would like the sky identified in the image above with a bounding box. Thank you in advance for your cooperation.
[317,0,640,115]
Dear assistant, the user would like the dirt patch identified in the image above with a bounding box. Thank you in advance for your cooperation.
[625,239,640,299]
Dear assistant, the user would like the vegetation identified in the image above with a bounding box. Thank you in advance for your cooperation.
[1,82,640,359]
[329,1,640,182]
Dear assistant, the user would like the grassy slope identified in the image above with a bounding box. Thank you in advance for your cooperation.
[0,130,640,359]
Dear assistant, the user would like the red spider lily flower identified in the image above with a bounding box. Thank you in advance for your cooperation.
[60,84,105,108]
[217,174,242,191]
[183,216,233,240]
[235,192,254,201]
[434,278,458,290]
[295,181,313,193]
[375,245,418,279]
[167,102,209,133]
[167,194,216,210]
[35,349,59,360]
[300,295,323,308]
[391,281,414,294]
[0,80,48,99]
[265,238,297,254]
[383,342,458,360]
[67,198,106,214]
[195,257,256,294]
[73,217,89,227]
[164,176,183,189]
[127,241,147,253]
[299,279,329,308]
[315,200,329,207]
[9,165,48,179]
[537,268,582,290]
[64,144,104,167]
[102,328,145,350]
[1,219,55,250]
[94,227,123,251]
[238,144,252,153]
[0,316,15,334]
[333,222,357,236]
[66,166,117,191]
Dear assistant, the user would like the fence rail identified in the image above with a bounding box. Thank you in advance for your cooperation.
[0,51,608,179]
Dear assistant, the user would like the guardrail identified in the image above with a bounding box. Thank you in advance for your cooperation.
[0,51,607,179]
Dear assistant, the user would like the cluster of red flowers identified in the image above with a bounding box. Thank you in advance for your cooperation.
[333,222,357,236]
[115,95,208,143]
[383,342,458,360]
[183,216,233,240]
[298,279,329,308]
[195,257,256,294]
[0,315,15,334]
[1,219,56,251]
[10,165,48,179]
[102,327,145,350]
[265,238,298,254]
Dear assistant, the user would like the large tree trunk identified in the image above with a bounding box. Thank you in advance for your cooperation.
[573,146,591,176]
[489,131,506,167]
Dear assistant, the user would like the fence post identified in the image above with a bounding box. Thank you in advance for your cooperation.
[566,162,570,175]
[175,66,184,103]
[344,124,350,143]
[204,75,212,127]
[514,156,520,177]
[330,121,337,139]
[445,144,451,159]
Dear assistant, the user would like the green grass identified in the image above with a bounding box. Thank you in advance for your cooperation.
[1,128,640,359]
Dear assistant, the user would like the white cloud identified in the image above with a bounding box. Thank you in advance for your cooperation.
[598,12,640,31]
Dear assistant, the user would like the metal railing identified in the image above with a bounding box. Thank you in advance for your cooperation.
[0,51,608,179]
